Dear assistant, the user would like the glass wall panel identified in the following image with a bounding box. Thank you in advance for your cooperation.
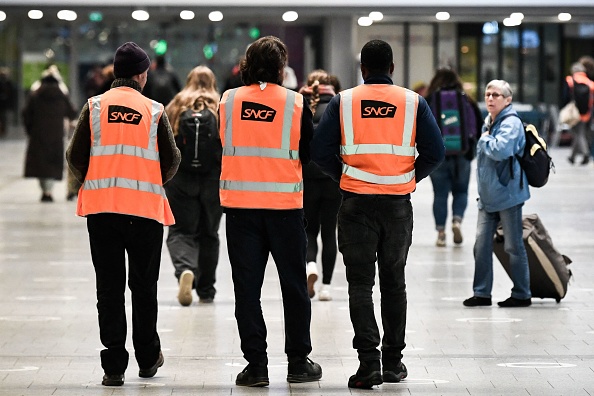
[543,25,560,106]
[408,24,434,91]
[522,24,540,104]
[459,36,479,100]
[502,27,520,98]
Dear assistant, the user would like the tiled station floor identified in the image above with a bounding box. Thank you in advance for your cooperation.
[0,137,593,395]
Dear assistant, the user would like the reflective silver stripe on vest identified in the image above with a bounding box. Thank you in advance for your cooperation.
[89,95,102,146]
[281,90,296,149]
[342,164,415,185]
[223,88,238,147]
[91,145,160,161]
[222,146,299,160]
[340,89,354,145]
[148,101,162,151]
[220,180,303,193]
[401,89,417,146]
[341,144,416,156]
[84,177,167,197]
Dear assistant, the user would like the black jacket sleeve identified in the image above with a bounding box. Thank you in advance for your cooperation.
[299,100,314,165]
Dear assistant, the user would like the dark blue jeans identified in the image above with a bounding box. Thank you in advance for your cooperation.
[225,208,312,365]
[337,196,413,365]
[165,172,223,299]
[87,213,163,375]
[429,156,471,230]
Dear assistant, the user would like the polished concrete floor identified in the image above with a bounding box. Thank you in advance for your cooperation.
[0,136,593,396]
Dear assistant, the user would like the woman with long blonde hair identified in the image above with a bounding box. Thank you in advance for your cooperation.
[164,65,223,307]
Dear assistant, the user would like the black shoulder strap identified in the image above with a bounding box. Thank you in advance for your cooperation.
[496,113,525,189]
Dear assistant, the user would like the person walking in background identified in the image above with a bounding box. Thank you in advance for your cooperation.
[143,54,182,107]
[562,62,594,165]
[425,68,482,247]
[463,79,532,308]
[0,67,16,138]
[164,65,223,306]
[22,68,77,202]
[312,39,444,389]
[298,69,341,301]
[219,36,322,387]
[66,42,180,386]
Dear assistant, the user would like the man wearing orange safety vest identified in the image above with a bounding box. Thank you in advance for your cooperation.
[312,39,445,389]
[66,42,180,387]
[562,62,594,165]
[218,36,322,387]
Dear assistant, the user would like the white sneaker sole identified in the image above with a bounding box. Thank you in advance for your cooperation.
[178,270,194,307]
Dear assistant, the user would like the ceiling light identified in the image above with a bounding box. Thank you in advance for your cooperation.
[510,12,524,21]
[28,9,43,20]
[503,17,521,27]
[282,11,298,22]
[482,21,499,35]
[180,10,195,20]
[57,10,77,21]
[131,10,149,21]
[369,11,383,21]
[436,12,450,21]
[558,13,572,22]
[358,16,373,27]
[209,11,223,22]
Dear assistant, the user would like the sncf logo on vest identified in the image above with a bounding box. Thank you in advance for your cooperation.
[241,102,276,122]
[361,100,397,118]
[107,105,143,125]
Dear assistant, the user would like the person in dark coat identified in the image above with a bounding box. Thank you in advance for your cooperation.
[22,71,78,202]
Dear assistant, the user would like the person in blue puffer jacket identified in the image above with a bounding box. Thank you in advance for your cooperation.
[463,79,532,308]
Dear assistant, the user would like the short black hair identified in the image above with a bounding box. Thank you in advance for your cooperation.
[360,40,393,74]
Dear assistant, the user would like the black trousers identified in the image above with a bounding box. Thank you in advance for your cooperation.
[225,208,312,365]
[338,196,413,365]
[87,213,163,375]
[165,172,223,299]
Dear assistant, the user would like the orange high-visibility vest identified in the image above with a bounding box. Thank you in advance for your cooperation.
[339,84,418,195]
[219,83,304,209]
[566,72,594,123]
[76,87,175,225]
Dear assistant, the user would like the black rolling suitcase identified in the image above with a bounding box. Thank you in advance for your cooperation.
[493,213,572,302]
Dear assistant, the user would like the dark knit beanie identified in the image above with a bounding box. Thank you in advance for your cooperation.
[113,42,150,79]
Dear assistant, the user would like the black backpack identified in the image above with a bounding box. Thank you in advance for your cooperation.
[571,77,592,115]
[501,114,554,188]
[176,102,222,175]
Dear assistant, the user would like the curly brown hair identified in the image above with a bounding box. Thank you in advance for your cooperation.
[240,36,287,86]
[165,65,219,136]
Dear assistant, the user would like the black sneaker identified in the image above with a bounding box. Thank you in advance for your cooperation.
[383,361,408,383]
[139,351,164,378]
[498,297,531,307]
[286,357,322,383]
[463,296,492,307]
[236,363,269,387]
[102,373,124,386]
[348,360,382,389]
